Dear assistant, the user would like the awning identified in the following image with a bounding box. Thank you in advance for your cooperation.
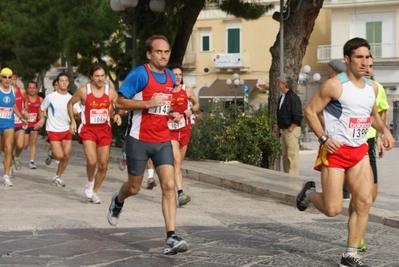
[199,79,259,101]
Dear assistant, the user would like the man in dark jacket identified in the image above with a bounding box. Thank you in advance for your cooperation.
[276,74,303,174]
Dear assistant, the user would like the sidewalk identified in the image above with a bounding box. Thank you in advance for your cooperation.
[34,134,399,229]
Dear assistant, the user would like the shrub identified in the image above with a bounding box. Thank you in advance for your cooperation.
[187,105,281,168]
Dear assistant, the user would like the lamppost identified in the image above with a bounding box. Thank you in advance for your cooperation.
[110,0,166,69]
[298,65,321,142]
[226,73,244,115]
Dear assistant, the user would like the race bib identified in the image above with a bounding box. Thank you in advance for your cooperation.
[90,109,109,124]
[15,116,22,124]
[347,117,371,140]
[27,113,38,123]
[0,107,12,119]
[168,116,186,130]
[148,94,172,115]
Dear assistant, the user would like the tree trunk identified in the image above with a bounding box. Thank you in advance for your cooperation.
[268,0,324,170]
[169,0,206,65]
[35,69,47,94]
[67,64,77,94]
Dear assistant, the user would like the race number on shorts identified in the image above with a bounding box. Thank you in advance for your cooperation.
[347,117,371,139]
[148,93,172,115]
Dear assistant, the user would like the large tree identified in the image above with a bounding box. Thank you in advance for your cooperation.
[268,0,323,117]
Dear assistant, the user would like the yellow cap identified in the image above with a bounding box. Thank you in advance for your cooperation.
[0,68,13,76]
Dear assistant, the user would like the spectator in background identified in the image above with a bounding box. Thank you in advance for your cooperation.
[276,74,303,175]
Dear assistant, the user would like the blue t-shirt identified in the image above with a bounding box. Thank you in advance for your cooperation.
[119,65,176,99]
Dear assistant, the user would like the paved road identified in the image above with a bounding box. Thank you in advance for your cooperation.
[0,143,399,266]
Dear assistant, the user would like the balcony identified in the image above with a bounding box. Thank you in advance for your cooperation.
[212,52,250,72]
[182,53,196,70]
[317,43,399,64]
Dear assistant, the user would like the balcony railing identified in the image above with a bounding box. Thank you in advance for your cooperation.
[317,43,399,62]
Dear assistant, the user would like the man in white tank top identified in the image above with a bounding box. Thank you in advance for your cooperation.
[296,38,395,267]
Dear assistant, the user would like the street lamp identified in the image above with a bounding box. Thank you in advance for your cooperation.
[110,0,166,69]
[226,73,244,107]
[298,65,321,142]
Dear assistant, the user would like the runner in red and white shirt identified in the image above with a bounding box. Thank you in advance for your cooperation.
[24,81,43,169]
[167,63,199,207]
[68,62,122,204]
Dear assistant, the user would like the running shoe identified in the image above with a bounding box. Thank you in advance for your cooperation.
[357,237,368,252]
[45,148,53,166]
[340,253,369,267]
[85,181,94,200]
[163,235,189,255]
[52,176,65,187]
[146,177,157,189]
[2,175,13,187]
[296,181,315,211]
[107,190,123,226]
[29,161,37,169]
[117,158,126,171]
[178,193,191,207]
[13,156,21,170]
[91,193,101,204]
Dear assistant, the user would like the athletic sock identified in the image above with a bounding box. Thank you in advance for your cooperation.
[148,168,154,178]
[177,190,183,196]
[167,231,175,239]
[344,246,358,257]
[114,195,124,209]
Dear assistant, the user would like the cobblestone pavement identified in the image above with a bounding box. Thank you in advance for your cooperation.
[0,144,398,266]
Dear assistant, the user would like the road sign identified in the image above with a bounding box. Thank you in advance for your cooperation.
[243,84,250,94]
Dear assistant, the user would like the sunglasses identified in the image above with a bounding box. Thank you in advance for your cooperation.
[1,76,12,79]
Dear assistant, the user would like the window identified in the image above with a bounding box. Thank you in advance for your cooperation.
[227,28,240,53]
[200,32,211,52]
[366,21,382,58]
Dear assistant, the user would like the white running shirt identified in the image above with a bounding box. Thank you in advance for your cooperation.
[323,73,375,147]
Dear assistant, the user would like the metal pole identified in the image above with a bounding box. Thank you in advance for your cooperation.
[131,8,137,69]
[302,79,311,142]
[279,0,284,172]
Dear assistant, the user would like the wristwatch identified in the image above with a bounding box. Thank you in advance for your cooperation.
[318,135,329,145]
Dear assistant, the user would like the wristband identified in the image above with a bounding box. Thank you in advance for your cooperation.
[318,135,329,145]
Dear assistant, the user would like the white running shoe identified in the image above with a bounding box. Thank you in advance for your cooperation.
[52,176,65,187]
[85,181,94,200]
[29,161,37,169]
[3,175,13,187]
[91,193,101,204]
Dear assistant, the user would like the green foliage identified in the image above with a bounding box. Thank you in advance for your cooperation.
[187,105,281,168]
[0,0,63,81]
[217,0,274,20]
[112,113,129,148]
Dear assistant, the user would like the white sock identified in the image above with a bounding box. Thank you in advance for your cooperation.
[148,169,154,178]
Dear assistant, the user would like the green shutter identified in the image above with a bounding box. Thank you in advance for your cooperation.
[366,21,382,58]
[228,28,240,53]
[202,36,209,51]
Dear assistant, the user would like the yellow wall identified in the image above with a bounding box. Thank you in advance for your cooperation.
[188,8,331,92]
